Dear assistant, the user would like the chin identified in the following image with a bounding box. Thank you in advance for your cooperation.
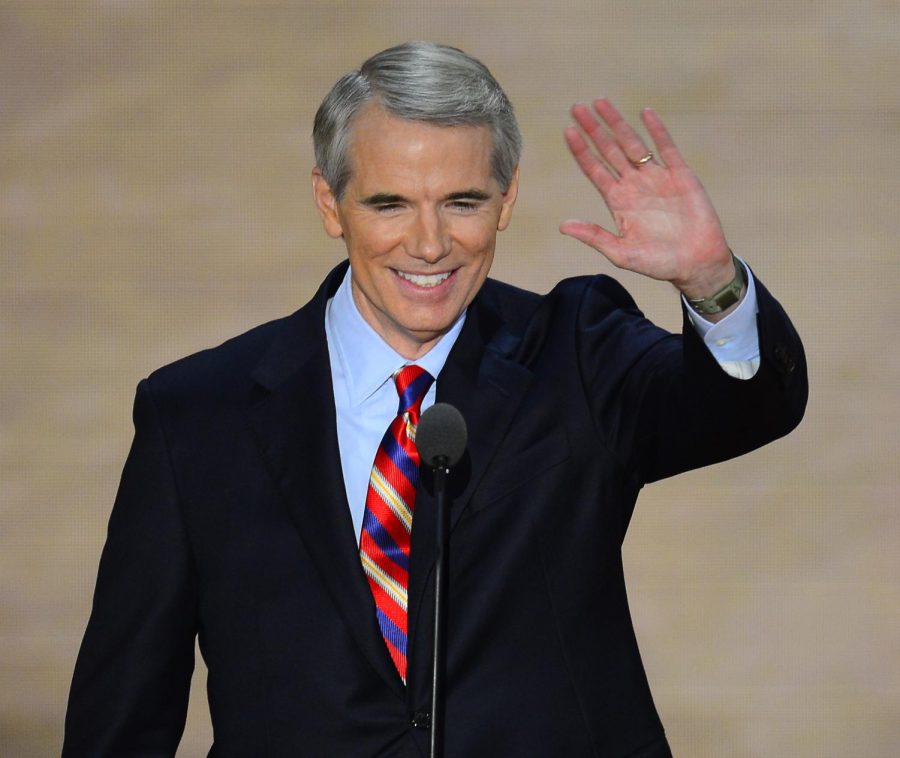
[403,310,460,337]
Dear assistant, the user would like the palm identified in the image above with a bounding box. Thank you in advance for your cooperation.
[560,99,730,293]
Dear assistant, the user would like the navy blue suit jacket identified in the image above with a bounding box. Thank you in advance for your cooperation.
[64,261,807,756]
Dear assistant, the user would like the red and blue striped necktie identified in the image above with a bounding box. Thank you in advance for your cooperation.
[359,364,435,683]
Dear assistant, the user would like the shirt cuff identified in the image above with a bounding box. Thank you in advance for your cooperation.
[683,258,761,380]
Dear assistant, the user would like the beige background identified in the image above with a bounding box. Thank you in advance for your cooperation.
[2,1,898,755]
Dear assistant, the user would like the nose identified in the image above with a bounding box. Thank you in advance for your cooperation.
[412,209,451,263]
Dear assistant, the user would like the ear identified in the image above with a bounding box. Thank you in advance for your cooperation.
[496,166,520,232]
[312,168,345,239]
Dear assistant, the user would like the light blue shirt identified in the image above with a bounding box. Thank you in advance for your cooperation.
[683,258,761,381]
[325,267,465,541]
[325,265,760,543]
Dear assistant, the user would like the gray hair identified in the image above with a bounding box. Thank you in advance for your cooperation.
[313,41,522,199]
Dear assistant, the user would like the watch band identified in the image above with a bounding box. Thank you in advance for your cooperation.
[686,253,746,315]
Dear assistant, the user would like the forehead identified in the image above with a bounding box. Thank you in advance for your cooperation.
[345,105,495,192]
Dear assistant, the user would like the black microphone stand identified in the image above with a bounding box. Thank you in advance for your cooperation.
[416,402,466,758]
[430,456,449,758]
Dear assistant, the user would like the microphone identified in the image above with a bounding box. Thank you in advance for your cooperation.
[415,402,467,758]
[417,403,468,469]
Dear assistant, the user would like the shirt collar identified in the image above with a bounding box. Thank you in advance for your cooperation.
[325,265,466,407]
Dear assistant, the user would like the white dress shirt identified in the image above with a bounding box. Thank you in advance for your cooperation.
[325,265,760,541]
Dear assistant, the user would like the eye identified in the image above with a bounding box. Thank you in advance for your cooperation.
[448,200,480,213]
[374,203,403,214]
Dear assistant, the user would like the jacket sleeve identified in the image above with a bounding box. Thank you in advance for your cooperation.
[577,272,808,487]
[63,379,198,757]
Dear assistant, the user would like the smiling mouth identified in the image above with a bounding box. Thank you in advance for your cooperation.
[395,270,454,288]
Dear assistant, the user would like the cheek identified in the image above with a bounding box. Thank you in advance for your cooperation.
[463,238,496,275]
[346,228,397,265]
[453,220,499,260]
[344,209,404,245]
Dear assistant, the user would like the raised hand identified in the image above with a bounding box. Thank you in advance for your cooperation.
[560,99,735,300]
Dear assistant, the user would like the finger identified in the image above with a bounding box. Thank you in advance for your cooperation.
[570,103,630,176]
[640,107,687,169]
[593,98,655,169]
[564,126,616,195]
[559,219,624,263]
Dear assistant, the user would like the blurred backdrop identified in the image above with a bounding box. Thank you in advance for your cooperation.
[1,1,898,755]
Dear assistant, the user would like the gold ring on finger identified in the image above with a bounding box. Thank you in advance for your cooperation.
[630,152,654,167]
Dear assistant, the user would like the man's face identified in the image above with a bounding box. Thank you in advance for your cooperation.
[313,105,518,359]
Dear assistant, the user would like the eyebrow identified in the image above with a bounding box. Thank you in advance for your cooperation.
[359,193,406,206]
[359,188,492,206]
[446,189,492,202]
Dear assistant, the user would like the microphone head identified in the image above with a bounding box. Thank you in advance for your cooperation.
[416,403,468,468]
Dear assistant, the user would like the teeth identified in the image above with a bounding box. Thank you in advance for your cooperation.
[396,271,452,288]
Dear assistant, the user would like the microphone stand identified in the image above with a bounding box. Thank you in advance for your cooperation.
[416,402,466,758]
[429,456,449,758]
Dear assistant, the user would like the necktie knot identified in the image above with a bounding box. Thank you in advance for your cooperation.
[393,365,434,419]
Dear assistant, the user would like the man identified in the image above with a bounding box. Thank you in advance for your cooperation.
[64,42,807,756]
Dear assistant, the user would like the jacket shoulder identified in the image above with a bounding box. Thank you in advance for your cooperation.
[481,272,641,330]
[142,314,293,406]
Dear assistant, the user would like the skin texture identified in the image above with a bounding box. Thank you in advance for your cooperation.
[560,99,741,319]
[312,105,518,359]
[312,99,743,354]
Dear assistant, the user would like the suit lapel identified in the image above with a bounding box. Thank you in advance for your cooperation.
[245,269,536,697]
[407,286,534,680]
[247,262,405,698]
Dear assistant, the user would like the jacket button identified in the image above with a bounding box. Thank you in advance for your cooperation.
[411,711,431,730]
[774,344,797,373]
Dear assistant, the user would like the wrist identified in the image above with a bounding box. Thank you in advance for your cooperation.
[675,247,736,300]
[683,252,746,316]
